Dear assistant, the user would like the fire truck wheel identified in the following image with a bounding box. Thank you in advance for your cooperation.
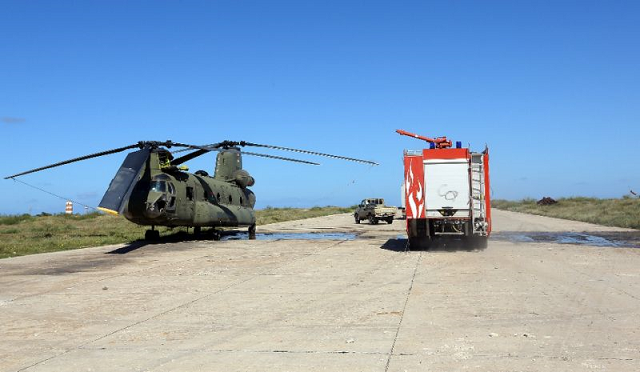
[474,236,488,249]
[409,237,430,250]
[465,236,488,249]
[354,214,360,224]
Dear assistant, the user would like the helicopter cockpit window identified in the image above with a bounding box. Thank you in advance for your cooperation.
[150,180,167,193]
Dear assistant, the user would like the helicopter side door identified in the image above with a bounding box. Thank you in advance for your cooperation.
[172,176,197,224]
[185,178,196,220]
[166,181,177,213]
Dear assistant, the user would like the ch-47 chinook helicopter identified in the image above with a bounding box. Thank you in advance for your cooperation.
[5,140,377,240]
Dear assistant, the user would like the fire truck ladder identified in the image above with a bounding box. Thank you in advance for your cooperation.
[470,153,486,233]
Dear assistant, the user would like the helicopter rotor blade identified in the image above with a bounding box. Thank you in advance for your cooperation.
[170,142,239,165]
[242,142,378,166]
[4,140,209,180]
[173,147,321,166]
[170,141,228,155]
[172,149,210,166]
[241,151,320,165]
[173,141,378,166]
[4,143,143,179]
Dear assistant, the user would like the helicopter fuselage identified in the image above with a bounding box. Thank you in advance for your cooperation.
[124,171,256,228]
[107,148,257,229]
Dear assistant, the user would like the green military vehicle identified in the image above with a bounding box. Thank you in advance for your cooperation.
[354,198,398,225]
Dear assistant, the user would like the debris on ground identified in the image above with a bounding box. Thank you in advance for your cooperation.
[537,197,558,205]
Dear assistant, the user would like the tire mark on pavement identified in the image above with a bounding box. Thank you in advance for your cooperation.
[385,251,422,372]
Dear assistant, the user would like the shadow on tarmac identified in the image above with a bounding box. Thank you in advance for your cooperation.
[381,237,488,252]
[107,230,357,255]
[107,229,237,255]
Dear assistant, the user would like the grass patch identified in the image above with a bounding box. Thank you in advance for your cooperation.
[0,214,35,225]
[0,214,161,259]
[0,206,353,259]
[257,205,353,225]
[492,197,640,229]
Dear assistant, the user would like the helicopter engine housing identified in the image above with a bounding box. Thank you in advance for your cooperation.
[232,169,255,188]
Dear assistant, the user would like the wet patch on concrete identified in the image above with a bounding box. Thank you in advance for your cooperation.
[492,231,640,248]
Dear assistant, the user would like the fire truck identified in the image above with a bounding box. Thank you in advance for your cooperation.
[398,129,491,249]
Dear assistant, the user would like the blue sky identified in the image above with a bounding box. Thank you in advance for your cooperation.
[1,1,639,214]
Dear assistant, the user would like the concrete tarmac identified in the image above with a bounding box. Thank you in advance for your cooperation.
[1,210,639,371]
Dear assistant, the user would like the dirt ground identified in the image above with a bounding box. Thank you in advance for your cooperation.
[1,210,639,371]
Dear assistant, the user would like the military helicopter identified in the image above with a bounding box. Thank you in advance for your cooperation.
[5,140,377,240]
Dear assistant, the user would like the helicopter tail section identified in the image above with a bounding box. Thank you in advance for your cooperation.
[98,148,150,215]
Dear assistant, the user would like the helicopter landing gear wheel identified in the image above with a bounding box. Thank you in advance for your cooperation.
[248,224,256,240]
[145,228,160,241]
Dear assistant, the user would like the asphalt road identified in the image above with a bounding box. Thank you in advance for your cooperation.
[1,210,639,371]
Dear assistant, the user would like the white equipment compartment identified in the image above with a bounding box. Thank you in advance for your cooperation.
[424,159,470,217]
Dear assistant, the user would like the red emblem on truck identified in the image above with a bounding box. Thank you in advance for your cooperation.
[404,155,425,219]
